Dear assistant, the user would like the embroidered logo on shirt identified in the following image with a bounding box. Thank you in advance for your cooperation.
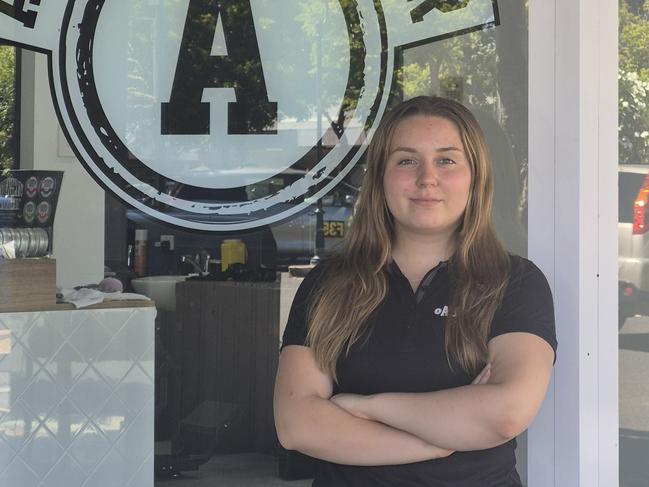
[433,305,457,318]
[434,306,449,317]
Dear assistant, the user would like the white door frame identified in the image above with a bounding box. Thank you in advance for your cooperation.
[527,0,619,485]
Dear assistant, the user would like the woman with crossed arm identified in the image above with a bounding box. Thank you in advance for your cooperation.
[273,96,556,486]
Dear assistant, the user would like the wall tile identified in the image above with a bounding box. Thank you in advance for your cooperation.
[0,309,154,487]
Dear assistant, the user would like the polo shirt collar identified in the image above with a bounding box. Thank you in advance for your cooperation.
[386,259,449,302]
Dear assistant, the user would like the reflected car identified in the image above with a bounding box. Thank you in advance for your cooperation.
[270,186,356,265]
[619,164,649,326]
[123,172,360,271]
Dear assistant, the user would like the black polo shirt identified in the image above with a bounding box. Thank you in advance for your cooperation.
[281,255,557,487]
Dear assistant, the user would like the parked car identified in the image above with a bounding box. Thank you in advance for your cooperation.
[120,173,360,273]
[618,164,649,326]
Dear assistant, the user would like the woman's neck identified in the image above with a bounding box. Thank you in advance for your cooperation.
[391,234,455,290]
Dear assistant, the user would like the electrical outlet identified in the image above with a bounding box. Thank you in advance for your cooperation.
[160,235,175,251]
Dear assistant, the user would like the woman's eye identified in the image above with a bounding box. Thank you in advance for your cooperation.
[438,158,455,165]
[397,158,417,166]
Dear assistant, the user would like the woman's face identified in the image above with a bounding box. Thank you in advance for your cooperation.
[383,115,472,242]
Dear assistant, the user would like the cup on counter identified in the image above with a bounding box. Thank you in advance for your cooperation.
[221,239,247,272]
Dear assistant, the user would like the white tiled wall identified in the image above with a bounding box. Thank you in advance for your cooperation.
[0,307,155,487]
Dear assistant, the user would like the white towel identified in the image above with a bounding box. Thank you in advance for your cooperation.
[60,288,151,309]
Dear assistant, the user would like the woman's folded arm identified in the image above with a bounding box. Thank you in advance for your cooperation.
[331,332,555,451]
[274,345,453,466]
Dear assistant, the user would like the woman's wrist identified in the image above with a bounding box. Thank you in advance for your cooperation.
[329,392,377,421]
[362,393,377,421]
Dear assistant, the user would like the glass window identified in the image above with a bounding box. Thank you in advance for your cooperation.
[2,2,529,485]
[397,4,529,258]
[619,1,649,485]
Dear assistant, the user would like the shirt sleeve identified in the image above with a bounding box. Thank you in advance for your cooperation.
[280,265,325,350]
[489,256,558,361]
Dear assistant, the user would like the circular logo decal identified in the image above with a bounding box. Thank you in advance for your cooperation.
[23,201,36,224]
[25,176,39,199]
[39,177,56,198]
[0,0,498,231]
[36,201,51,224]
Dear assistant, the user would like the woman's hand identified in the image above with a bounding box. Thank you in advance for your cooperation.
[330,393,372,420]
[434,448,455,459]
[472,363,492,385]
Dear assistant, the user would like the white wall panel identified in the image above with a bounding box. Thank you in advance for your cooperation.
[528,0,618,485]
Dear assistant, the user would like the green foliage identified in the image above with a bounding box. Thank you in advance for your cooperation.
[620,1,649,77]
[619,0,649,163]
[398,62,433,98]
[619,69,649,163]
[394,20,521,174]
[0,45,16,172]
[396,28,500,112]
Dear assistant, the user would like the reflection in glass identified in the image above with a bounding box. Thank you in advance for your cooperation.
[619,2,649,485]
[95,0,361,195]
[397,3,528,257]
[95,1,531,484]
[0,44,17,171]
[0,372,9,417]
[0,329,10,355]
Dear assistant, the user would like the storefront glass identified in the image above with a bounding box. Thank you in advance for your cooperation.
[0,1,530,485]
[619,2,649,485]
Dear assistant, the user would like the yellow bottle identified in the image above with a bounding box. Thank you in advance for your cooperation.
[221,239,247,272]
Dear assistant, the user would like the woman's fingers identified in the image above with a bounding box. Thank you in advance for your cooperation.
[472,363,492,385]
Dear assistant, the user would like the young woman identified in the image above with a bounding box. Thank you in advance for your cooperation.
[273,96,556,486]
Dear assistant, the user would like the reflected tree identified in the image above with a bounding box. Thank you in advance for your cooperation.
[619,0,649,164]
[395,1,528,220]
[0,45,16,174]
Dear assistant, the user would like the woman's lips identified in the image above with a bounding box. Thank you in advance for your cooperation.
[411,198,443,207]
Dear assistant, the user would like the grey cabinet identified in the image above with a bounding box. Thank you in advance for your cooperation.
[164,280,281,453]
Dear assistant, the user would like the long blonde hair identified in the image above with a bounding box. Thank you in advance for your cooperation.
[306,96,511,379]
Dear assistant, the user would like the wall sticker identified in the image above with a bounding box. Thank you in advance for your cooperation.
[0,0,498,231]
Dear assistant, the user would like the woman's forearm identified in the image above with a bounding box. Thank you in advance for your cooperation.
[362,384,522,451]
[332,335,554,451]
[276,394,452,466]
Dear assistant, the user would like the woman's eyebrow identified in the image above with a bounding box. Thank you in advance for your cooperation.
[437,146,464,153]
[389,146,464,154]
[389,146,418,155]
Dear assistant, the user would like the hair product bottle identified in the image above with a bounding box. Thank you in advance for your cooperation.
[134,229,148,276]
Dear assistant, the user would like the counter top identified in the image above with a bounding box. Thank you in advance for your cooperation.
[0,299,155,313]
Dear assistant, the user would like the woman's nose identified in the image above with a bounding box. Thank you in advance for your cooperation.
[416,162,439,187]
